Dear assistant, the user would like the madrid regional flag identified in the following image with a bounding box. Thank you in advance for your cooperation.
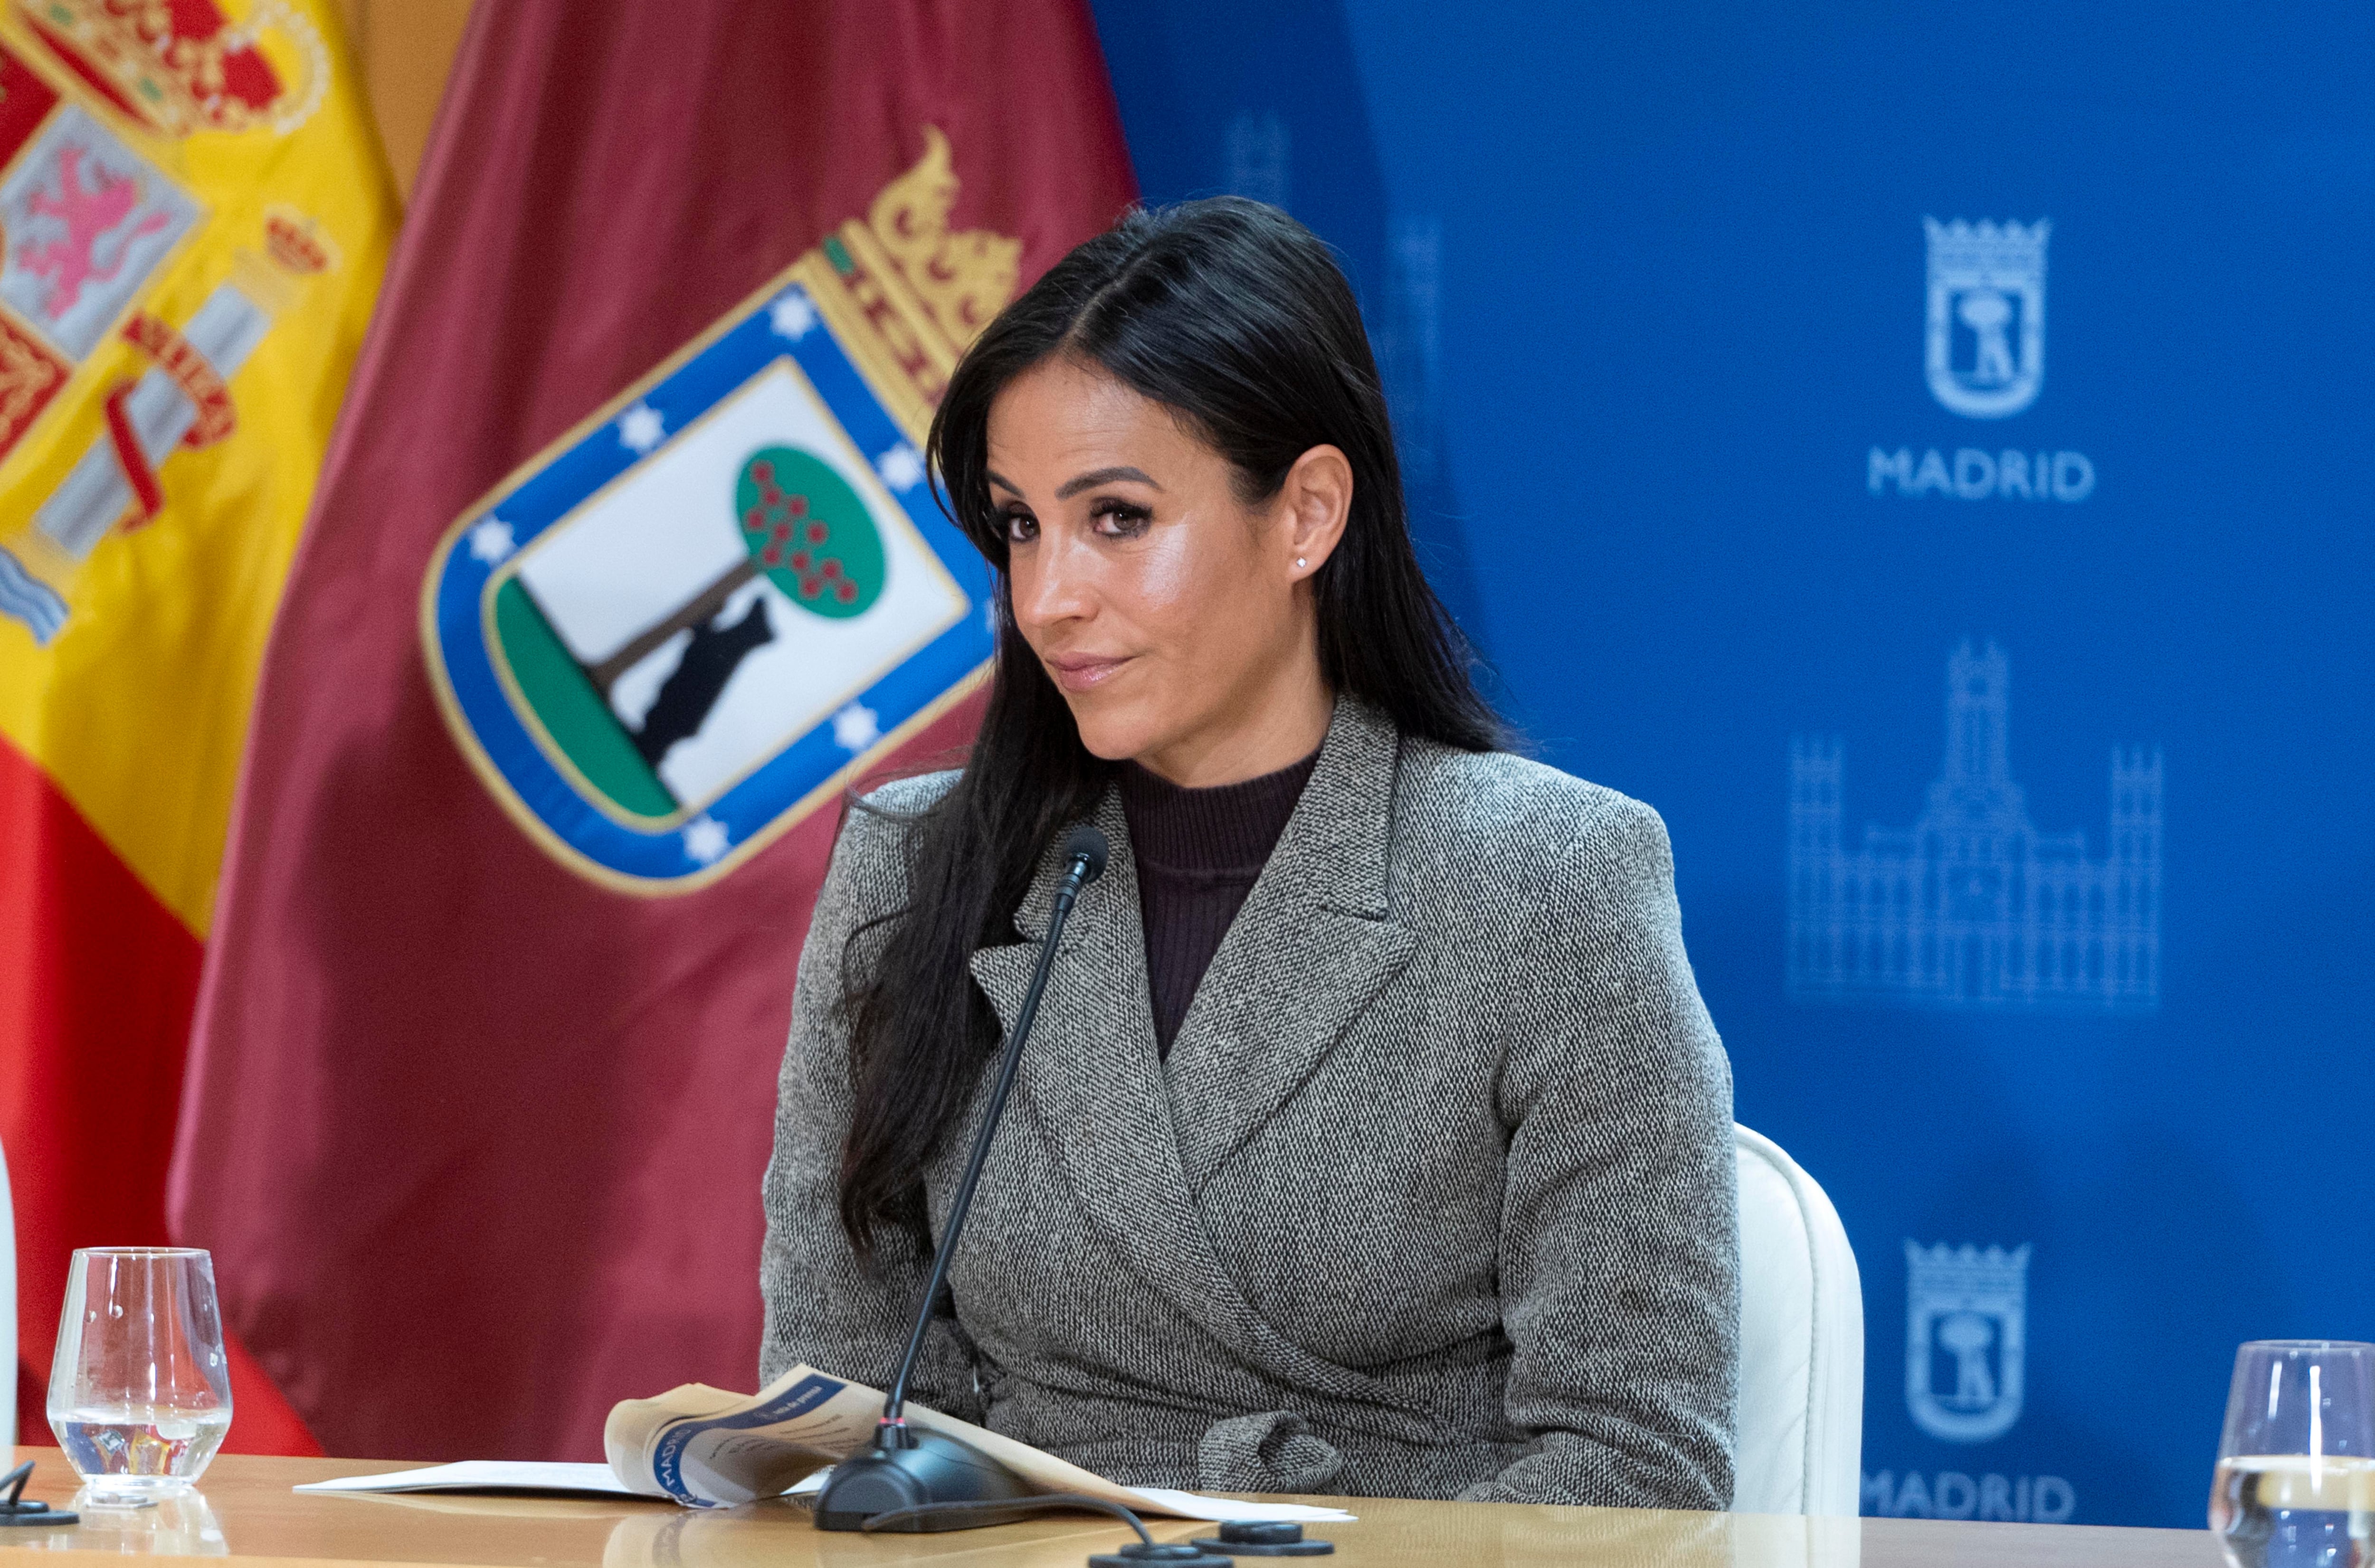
[0,0,391,1446]
[170,0,1136,1460]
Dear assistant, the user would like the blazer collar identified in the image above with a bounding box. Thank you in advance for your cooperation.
[1160,700,1415,1191]
[996,697,1402,943]
[963,703,1426,1414]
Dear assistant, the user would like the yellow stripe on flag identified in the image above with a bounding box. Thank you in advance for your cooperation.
[0,0,396,935]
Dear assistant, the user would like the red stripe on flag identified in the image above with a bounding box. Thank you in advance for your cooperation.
[0,737,318,1455]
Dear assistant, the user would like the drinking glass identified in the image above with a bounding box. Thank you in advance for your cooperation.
[47,1248,235,1505]
[2212,1340,2375,1568]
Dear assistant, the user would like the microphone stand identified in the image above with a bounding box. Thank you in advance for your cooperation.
[815,825,1109,1532]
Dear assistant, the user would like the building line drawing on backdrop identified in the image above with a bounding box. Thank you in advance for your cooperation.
[1224,109,1290,209]
[1925,218,2048,418]
[1787,641,2162,1010]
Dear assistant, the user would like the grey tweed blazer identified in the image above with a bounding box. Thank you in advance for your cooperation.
[760,699,1738,1509]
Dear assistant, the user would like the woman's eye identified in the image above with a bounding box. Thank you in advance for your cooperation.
[1003,510,1039,543]
[1091,501,1152,538]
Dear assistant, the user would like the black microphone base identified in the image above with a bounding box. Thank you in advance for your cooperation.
[812,1431,1031,1531]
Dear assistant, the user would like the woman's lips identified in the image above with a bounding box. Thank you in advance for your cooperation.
[1044,652,1131,693]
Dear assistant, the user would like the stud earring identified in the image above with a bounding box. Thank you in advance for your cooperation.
[1294,557,1307,569]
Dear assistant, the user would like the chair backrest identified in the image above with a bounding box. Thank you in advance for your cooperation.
[0,1135,14,1455]
[1731,1124,1862,1516]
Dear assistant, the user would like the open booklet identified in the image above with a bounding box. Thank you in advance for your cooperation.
[600,1363,1353,1523]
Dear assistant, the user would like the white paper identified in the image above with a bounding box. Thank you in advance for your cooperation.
[298,1461,1349,1524]
[296,1461,641,1498]
[1118,1487,1354,1523]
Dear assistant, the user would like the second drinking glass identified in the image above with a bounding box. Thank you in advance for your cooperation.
[2211,1340,2375,1568]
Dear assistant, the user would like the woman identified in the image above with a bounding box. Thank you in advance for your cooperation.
[760,198,1738,1510]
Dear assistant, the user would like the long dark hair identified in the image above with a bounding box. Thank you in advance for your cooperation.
[835,197,1500,1254]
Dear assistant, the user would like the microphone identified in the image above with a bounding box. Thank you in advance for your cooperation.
[1058,822,1110,890]
[816,825,1109,1532]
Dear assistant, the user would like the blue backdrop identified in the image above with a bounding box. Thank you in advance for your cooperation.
[1087,0,2375,1530]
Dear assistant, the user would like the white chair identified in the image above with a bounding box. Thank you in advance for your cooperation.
[1,1136,14,1456]
[1730,1124,1863,1516]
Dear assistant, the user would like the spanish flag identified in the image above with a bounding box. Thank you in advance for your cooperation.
[0,0,395,1448]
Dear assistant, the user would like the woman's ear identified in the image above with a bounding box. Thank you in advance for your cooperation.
[1280,444,1352,582]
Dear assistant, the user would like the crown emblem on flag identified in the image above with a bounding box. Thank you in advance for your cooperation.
[864,125,1020,349]
[806,125,1023,435]
[13,0,329,138]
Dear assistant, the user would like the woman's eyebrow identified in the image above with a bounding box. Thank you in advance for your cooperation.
[1056,465,1161,500]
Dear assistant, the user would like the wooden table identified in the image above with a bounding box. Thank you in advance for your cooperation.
[0,1451,2220,1568]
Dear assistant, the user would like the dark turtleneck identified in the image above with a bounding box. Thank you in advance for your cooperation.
[1117,748,1320,1056]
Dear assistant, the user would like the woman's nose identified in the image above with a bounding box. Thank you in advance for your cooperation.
[1013,541,1096,630]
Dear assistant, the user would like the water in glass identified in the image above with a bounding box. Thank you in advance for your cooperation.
[2212,1341,2375,1568]
[46,1248,235,1505]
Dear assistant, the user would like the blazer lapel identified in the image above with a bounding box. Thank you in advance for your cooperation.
[965,793,1253,1348]
[1161,701,1417,1193]
[963,709,1435,1421]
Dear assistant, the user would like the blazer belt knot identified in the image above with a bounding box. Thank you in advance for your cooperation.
[1196,1409,1346,1494]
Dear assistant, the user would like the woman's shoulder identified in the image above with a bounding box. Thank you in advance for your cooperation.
[1388,737,1680,940]
[854,767,962,820]
[1396,737,1670,870]
[816,769,962,910]
[838,769,961,850]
